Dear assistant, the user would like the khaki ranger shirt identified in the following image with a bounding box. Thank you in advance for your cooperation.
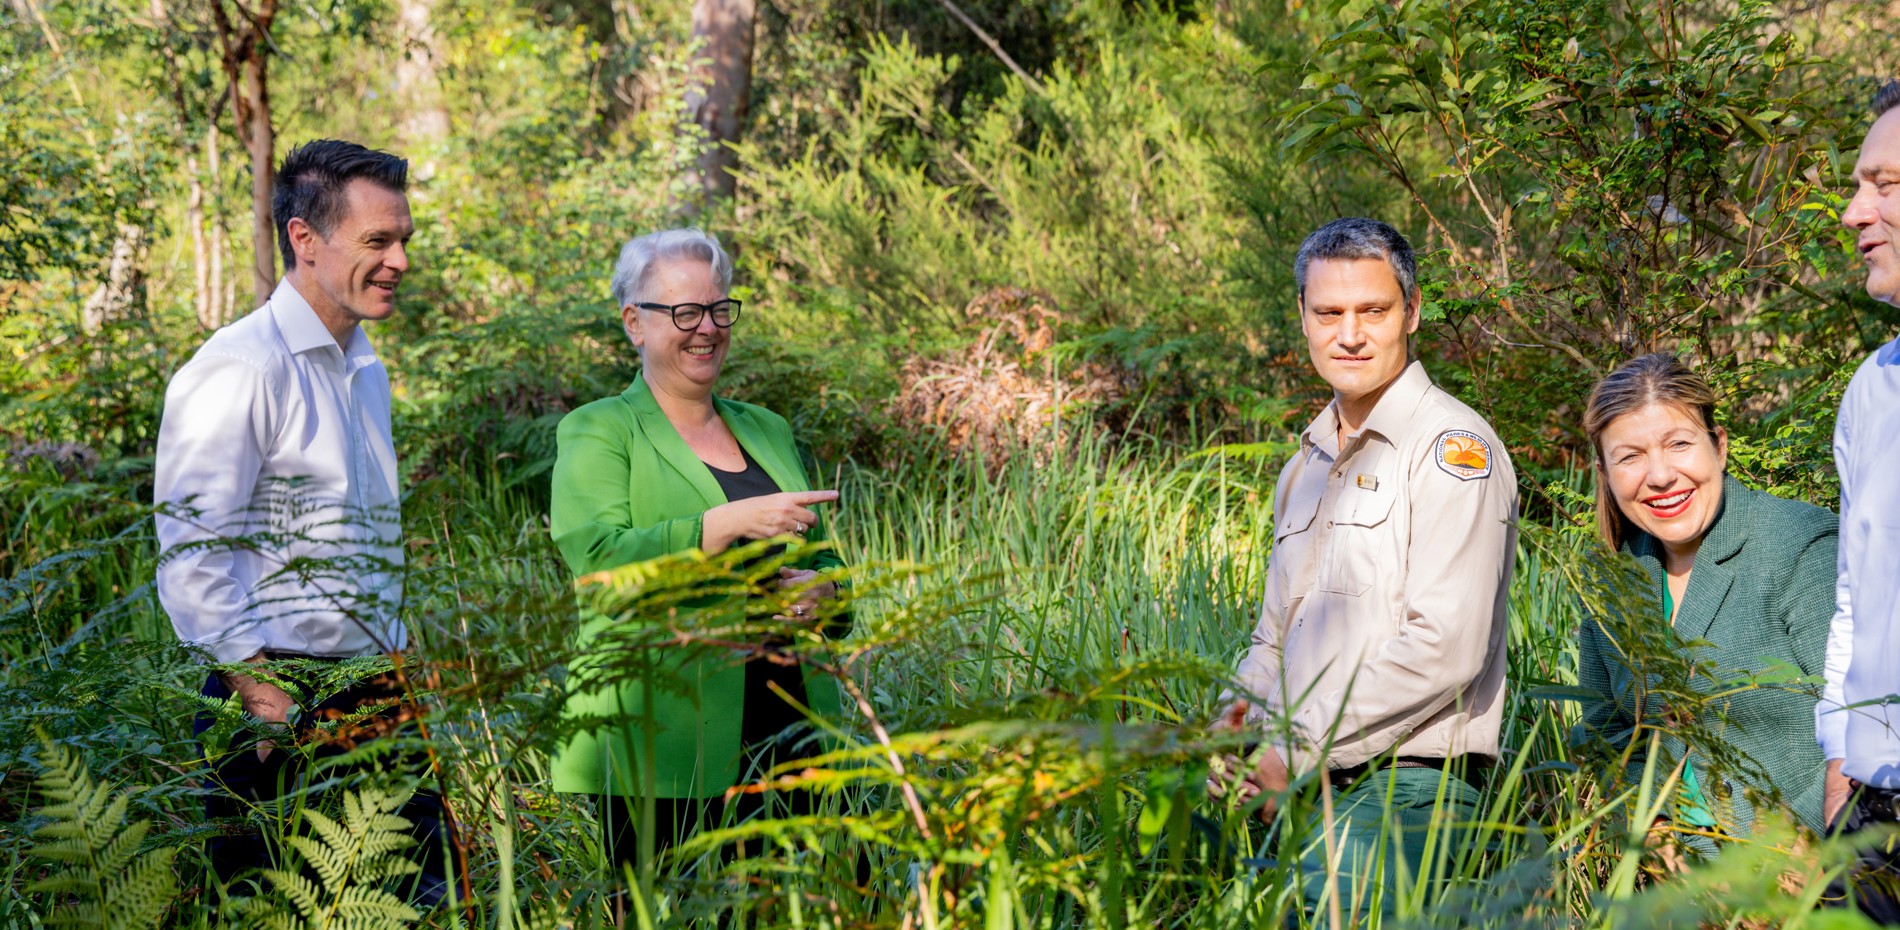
[1236,361,1518,774]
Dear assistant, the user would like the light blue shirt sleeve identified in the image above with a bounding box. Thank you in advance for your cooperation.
[1831,340,1900,787]
[1818,385,1855,760]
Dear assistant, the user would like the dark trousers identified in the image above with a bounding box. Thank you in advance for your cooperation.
[598,781,814,872]
[193,665,459,904]
[1823,790,1900,924]
[599,656,814,874]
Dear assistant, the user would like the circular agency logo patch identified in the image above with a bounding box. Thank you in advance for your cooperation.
[1434,429,1492,480]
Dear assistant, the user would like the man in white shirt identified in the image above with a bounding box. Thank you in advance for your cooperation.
[1821,80,1900,923]
[154,139,447,898]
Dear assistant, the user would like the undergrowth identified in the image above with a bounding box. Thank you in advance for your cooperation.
[0,430,1878,928]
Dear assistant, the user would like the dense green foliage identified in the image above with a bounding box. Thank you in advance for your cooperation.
[6,0,1900,926]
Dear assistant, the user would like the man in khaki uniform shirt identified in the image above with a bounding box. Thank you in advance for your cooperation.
[1213,217,1518,917]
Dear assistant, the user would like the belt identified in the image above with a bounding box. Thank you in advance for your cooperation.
[260,650,350,663]
[1857,785,1900,824]
[1327,755,1475,790]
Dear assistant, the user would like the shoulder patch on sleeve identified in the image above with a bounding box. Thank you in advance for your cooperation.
[1433,429,1492,480]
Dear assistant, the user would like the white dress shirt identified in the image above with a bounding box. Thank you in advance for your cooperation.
[154,279,405,664]
[1819,337,1900,787]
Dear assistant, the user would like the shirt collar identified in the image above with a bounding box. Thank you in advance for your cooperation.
[1301,401,1342,458]
[1691,473,1752,563]
[1299,360,1434,455]
[1360,360,1434,442]
[270,278,379,368]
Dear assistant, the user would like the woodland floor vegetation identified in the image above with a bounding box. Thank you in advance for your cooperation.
[7,0,1900,926]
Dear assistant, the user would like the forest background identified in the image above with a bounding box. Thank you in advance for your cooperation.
[7,0,1900,926]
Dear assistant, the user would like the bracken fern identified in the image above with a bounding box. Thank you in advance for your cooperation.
[233,789,424,930]
[25,729,178,930]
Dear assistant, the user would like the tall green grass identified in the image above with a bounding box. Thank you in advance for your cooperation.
[0,437,1871,928]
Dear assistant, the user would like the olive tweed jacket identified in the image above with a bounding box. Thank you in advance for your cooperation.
[1575,475,1837,834]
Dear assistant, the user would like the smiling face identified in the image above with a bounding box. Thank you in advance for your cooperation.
[1299,256,1420,425]
[622,257,729,400]
[1598,402,1728,564]
[1847,108,1900,306]
[286,179,413,342]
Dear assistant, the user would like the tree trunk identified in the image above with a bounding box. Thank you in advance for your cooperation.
[208,121,229,328]
[212,0,281,307]
[684,0,756,207]
[149,0,220,330]
[81,224,147,333]
[395,0,450,152]
[237,49,275,305]
[184,151,213,329]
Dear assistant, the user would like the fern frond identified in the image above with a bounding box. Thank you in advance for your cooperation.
[102,846,178,930]
[237,787,423,930]
[332,884,423,925]
[286,823,351,893]
[90,816,149,877]
[23,729,177,930]
[261,868,326,921]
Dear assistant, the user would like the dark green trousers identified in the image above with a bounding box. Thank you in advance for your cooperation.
[1294,766,1484,918]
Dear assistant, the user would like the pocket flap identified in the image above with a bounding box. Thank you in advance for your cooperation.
[1334,482,1395,527]
[1276,491,1321,540]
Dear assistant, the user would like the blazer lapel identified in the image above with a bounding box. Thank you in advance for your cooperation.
[721,400,808,494]
[1672,476,1753,643]
[623,376,728,506]
[1673,560,1736,643]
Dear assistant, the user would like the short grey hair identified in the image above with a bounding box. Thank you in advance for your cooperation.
[609,227,734,308]
[1293,217,1419,306]
[1875,80,1900,119]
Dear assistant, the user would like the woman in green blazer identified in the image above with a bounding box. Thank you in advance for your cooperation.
[549,227,848,870]
[1576,353,1837,842]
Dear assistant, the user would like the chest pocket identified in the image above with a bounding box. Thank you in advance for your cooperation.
[1320,481,1396,596]
[1275,490,1321,542]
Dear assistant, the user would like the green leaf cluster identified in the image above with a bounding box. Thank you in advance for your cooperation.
[232,790,423,930]
[24,729,179,929]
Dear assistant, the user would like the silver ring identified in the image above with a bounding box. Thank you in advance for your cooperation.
[795,522,806,534]
[793,605,806,616]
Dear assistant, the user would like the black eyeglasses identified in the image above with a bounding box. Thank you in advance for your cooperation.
[634,299,742,331]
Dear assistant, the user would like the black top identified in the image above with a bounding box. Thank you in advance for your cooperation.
[705,446,782,505]
[701,446,809,764]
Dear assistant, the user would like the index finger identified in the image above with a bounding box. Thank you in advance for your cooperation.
[787,490,840,505]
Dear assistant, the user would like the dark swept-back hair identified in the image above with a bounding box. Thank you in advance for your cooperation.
[1293,217,1419,306]
[1582,353,1723,551]
[1874,80,1900,119]
[273,140,408,270]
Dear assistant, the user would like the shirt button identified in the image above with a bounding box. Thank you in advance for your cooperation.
[1326,521,1334,528]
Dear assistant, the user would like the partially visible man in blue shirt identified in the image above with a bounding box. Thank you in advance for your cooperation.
[1820,78,1900,924]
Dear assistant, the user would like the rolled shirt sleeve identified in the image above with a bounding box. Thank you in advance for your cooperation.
[154,354,275,664]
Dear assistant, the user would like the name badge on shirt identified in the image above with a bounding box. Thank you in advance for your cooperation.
[1355,474,1379,491]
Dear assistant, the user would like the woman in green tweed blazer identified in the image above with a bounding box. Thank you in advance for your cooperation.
[549,228,848,868]
[1575,354,1837,838]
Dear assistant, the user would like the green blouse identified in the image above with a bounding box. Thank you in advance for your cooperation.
[1664,584,1718,830]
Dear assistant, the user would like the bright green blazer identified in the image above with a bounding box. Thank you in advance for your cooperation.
[1576,475,1836,834]
[548,375,847,799]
